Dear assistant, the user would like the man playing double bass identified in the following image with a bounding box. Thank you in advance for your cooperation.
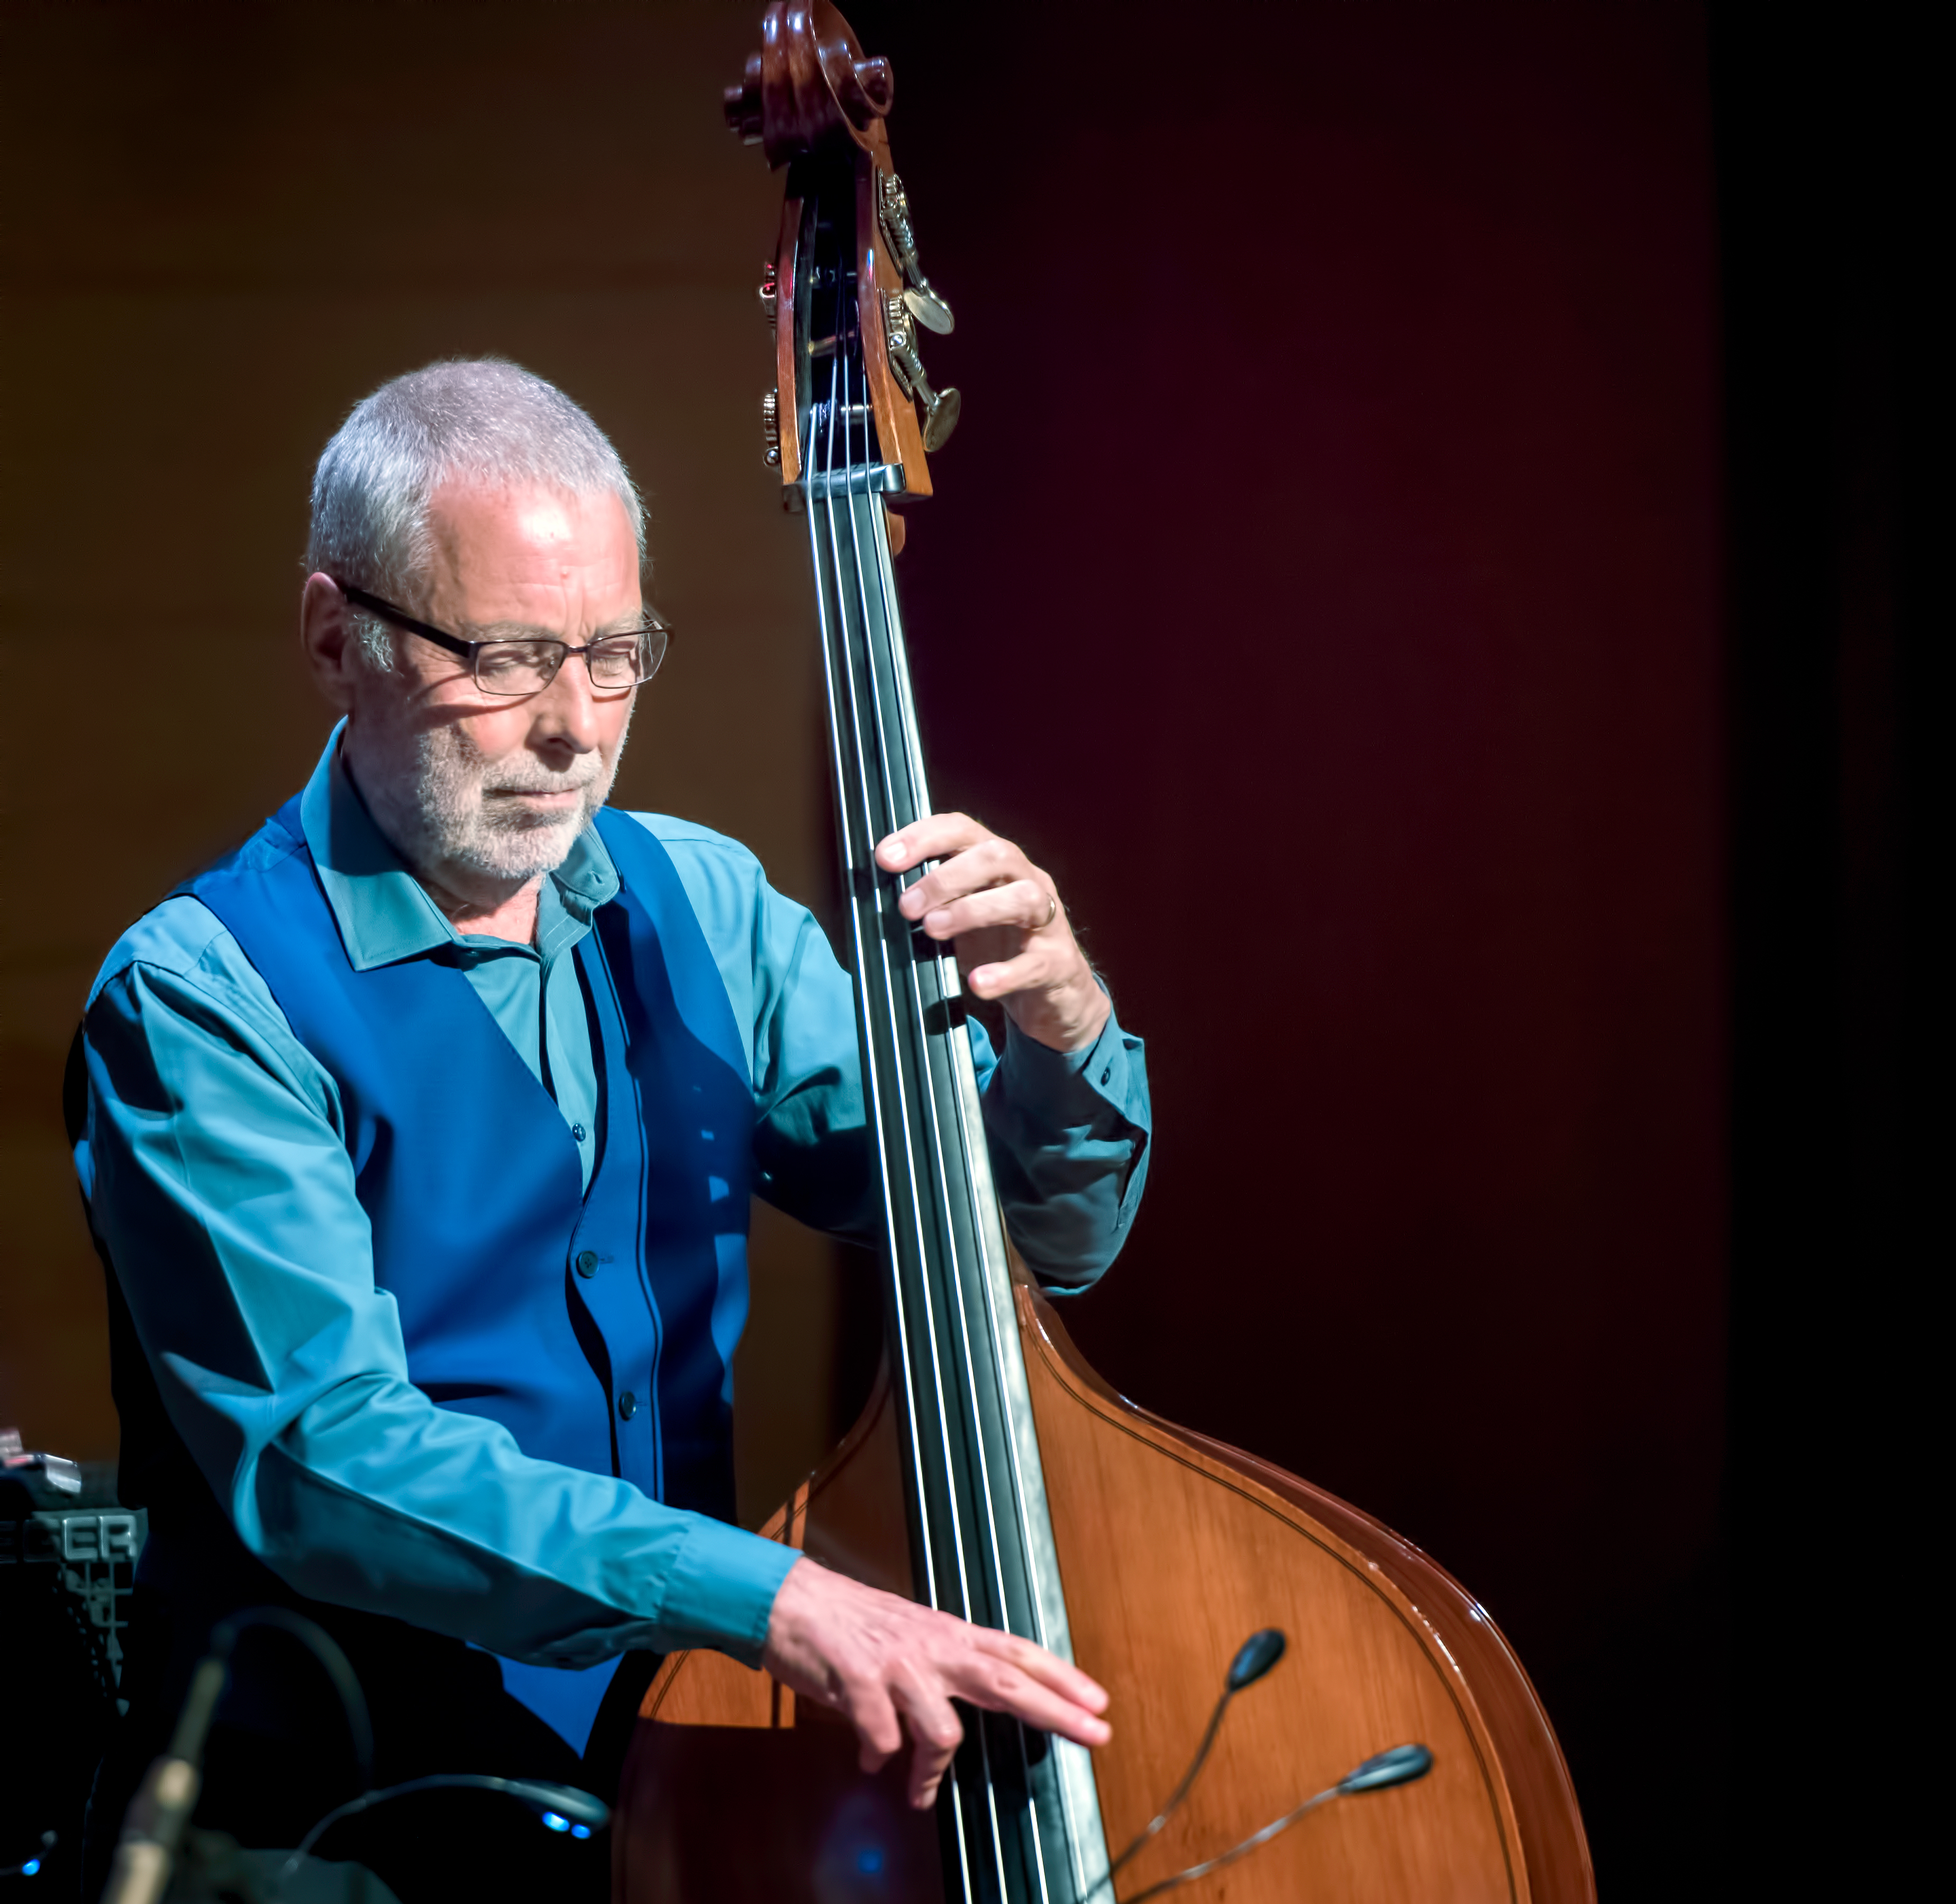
[74,359,1150,1900]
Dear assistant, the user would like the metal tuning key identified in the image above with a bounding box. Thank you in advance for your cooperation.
[876,171,954,333]
[882,294,961,451]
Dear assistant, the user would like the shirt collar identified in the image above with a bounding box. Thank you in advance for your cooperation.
[297,721,620,972]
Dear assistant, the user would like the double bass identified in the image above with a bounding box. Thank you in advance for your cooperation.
[615,8,1594,1900]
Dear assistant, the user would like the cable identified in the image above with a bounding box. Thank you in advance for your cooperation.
[204,1607,375,1791]
[272,1774,611,1900]
[1077,1628,1286,1898]
[3,1830,57,1878]
[102,1606,375,1904]
[1119,1746,1435,1904]
[103,1607,607,1904]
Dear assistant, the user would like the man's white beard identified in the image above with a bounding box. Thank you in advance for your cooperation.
[404,712,629,883]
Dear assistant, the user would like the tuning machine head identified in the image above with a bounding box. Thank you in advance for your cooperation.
[874,171,959,450]
[881,293,960,451]
[877,172,954,333]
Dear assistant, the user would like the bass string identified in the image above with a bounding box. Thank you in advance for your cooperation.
[802,263,989,1904]
[807,208,998,1744]
[827,249,1015,1896]
[839,223,1068,1904]
[831,219,1045,1901]
[850,407,1076,1903]
[821,262,980,1663]
[835,235,1005,1904]
[835,253,1014,1662]
[838,265,999,1667]
[799,216,946,1638]
[794,192,1065,1903]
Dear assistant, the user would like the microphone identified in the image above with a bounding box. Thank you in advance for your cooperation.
[1339,1743,1434,1793]
[1225,1627,1286,1692]
[1085,1628,1436,1904]
[1102,1627,1290,1887]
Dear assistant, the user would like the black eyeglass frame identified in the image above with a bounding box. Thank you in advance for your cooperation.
[334,579,670,696]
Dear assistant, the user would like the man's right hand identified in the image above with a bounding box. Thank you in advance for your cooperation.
[759,1556,1112,1809]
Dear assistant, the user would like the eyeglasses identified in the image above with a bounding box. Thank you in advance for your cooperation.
[335,581,670,697]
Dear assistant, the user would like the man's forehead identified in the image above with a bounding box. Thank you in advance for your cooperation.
[426,478,633,555]
[423,479,640,614]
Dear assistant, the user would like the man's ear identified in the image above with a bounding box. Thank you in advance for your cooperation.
[299,572,358,712]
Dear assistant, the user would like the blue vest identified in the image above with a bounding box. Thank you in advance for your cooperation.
[181,799,757,1751]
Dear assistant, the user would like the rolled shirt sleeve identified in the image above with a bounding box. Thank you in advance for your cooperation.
[79,901,796,1669]
[972,1003,1151,1291]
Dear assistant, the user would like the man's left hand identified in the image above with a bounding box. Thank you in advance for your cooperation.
[878,814,1109,1054]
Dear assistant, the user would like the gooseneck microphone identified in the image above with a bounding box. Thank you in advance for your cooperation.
[1103,1627,1289,1883]
[1083,1628,1436,1903]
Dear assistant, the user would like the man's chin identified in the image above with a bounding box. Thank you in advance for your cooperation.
[462,813,589,882]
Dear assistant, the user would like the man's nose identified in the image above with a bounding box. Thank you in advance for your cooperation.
[529,652,604,751]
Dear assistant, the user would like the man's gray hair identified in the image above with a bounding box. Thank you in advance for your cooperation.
[307,359,645,667]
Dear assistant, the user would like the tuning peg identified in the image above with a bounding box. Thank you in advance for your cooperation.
[919,385,961,452]
[877,174,954,334]
[883,296,960,451]
[758,260,778,329]
[903,284,954,337]
[761,389,781,468]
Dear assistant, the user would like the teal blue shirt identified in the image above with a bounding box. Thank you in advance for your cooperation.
[75,729,1151,1669]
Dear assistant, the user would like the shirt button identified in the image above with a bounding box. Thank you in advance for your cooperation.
[575,1250,599,1279]
[571,1123,588,1143]
[617,1391,638,1421]
[1100,1066,1112,1085]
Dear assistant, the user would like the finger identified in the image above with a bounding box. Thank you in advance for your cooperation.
[877,813,990,873]
[963,948,1052,1001]
[889,1665,966,1810]
[841,1674,906,1774]
[939,1657,1113,1749]
[966,1630,1111,1712]
[914,878,1054,942]
[896,838,1026,918]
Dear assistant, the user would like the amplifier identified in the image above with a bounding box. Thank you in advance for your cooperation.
[1,1429,149,1887]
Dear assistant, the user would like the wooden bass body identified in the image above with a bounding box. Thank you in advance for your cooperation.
[614,1275,1591,1904]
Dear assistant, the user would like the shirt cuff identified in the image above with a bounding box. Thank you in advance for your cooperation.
[1001,998,1134,1119]
[656,1516,802,1665]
